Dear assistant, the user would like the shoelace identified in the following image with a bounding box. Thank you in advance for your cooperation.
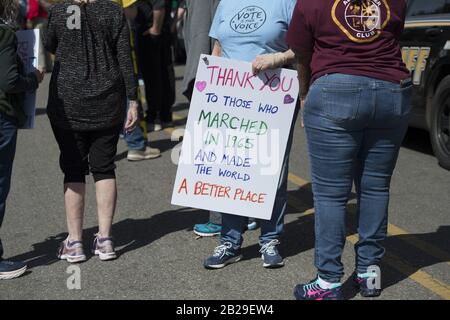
[304,280,323,294]
[259,239,280,256]
[213,242,233,258]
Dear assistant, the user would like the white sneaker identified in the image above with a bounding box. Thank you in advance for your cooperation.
[127,147,161,161]
[150,121,162,132]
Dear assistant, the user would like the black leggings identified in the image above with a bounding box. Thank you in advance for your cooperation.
[51,124,121,183]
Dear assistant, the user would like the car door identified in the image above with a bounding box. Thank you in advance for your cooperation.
[401,0,450,128]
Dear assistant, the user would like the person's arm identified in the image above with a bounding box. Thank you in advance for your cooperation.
[145,0,166,36]
[211,40,221,57]
[0,30,42,94]
[150,8,165,35]
[285,0,315,126]
[115,13,139,132]
[252,49,296,74]
[295,51,312,101]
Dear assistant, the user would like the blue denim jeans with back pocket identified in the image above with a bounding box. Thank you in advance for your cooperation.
[0,112,18,259]
[303,74,411,283]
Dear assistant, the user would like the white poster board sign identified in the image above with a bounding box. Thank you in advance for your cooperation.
[171,55,299,220]
[16,29,40,129]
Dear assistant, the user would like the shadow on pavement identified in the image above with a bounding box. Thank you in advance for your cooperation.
[401,127,434,156]
[8,208,207,271]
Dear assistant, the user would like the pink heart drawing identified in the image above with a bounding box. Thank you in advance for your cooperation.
[196,81,207,92]
[284,94,295,104]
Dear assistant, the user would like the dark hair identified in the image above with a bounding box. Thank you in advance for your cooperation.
[0,0,20,24]
[351,0,363,5]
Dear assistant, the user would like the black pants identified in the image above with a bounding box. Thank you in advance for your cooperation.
[51,124,121,183]
[136,33,175,123]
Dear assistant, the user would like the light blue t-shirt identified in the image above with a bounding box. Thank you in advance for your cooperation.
[209,0,296,62]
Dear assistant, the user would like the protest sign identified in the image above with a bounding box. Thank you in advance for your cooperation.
[16,29,40,129]
[171,55,299,220]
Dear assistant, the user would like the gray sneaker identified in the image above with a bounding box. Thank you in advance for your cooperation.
[127,147,161,161]
[57,239,87,263]
[93,235,117,261]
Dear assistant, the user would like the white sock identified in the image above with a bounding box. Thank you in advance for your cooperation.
[317,276,341,289]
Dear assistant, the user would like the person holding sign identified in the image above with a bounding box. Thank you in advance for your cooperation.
[202,0,297,270]
[0,0,44,279]
[44,0,139,263]
[287,0,410,299]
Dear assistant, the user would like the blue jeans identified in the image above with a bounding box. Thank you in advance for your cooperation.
[220,108,299,248]
[124,103,146,151]
[304,74,411,283]
[0,112,18,259]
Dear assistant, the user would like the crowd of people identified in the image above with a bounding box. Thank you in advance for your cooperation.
[0,0,411,300]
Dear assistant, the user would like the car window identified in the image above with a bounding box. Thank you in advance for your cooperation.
[407,0,450,17]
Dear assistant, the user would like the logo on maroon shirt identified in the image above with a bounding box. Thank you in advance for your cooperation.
[332,0,391,43]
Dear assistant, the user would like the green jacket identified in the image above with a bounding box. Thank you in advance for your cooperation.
[0,22,38,127]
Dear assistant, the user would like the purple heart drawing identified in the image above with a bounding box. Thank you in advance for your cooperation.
[196,81,207,92]
[284,94,295,104]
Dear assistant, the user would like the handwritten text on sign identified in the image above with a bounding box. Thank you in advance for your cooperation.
[171,55,298,220]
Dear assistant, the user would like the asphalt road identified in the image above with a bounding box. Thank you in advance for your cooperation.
[0,66,449,300]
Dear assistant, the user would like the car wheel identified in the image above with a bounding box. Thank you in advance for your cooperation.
[430,75,450,170]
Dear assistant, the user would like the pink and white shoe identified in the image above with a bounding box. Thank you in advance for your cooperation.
[57,239,87,263]
[92,235,117,261]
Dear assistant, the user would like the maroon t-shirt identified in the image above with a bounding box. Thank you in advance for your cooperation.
[286,0,410,84]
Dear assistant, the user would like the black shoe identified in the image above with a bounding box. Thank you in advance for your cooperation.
[0,260,27,280]
[353,271,382,297]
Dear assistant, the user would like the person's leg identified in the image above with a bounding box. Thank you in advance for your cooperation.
[95,178,116,238]
[64,182,85,241]
[0,113,18,259]
[89,126,121,239]
[354,83,411,274]
[51,124,89,241]
[303,74,372,284]
[294,74,374,300]
[209,211,222,225]
[204,213,245,269]
[51,124,89,263]
[220,213,247,249]
[259,107,299,244]
[160,33,175,123]
[124,104,146,152]
[138,35,163,124]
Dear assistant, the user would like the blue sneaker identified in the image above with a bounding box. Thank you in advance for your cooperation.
[353,270,382,298]
[194,222,222,237]
[294,277,343,300]
[204,242,242,269]
[0,260,27,280]
[260,239,284,268]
